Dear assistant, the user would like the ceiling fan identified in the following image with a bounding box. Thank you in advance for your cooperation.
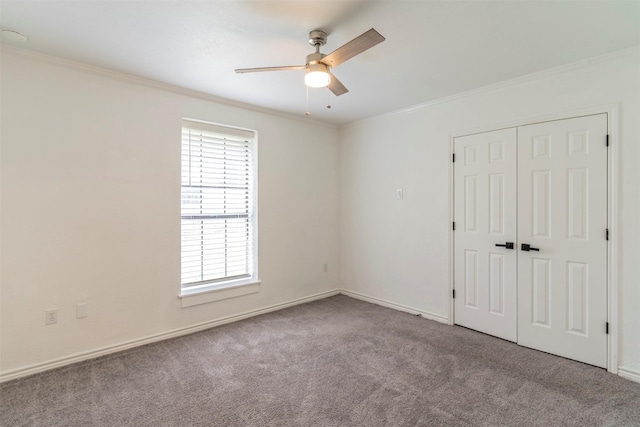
[235,28,385,96]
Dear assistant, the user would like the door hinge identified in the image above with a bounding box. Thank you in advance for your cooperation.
[452,221,456,231]
[452,153,456,162]
[606,228,609,241]
[606,134,609,147]
[606,322,609,335]
[452,289,456,299]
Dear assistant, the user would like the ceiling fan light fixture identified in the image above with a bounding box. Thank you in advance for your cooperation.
[305,63,330,88]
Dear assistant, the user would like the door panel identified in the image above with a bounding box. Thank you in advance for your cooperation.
[454,128,518,342]
[488,252,504,314]
[517,114,608,368]
[531,170,551,237]
[531,257,551,326]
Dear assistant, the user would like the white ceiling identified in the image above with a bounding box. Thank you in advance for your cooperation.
[1,1,639,125]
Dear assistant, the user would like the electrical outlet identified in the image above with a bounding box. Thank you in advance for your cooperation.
[45,309,58,325]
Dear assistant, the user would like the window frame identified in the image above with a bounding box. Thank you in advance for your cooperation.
[179,119,259,305]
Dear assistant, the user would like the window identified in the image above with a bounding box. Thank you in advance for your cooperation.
[181,119,257,295]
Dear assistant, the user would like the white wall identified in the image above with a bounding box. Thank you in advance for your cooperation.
[2,46,639,381]
[339,48,640,374]
[0,50,340,377]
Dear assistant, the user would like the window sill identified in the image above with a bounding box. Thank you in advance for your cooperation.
[179,279,261,308]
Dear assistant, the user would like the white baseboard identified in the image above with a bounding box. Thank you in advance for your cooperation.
[8,288,630,384]
[618,365,640,384]
[0,289,340,383]
[339,289,449,324]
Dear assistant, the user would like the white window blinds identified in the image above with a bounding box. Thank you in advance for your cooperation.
[181,120,255,288]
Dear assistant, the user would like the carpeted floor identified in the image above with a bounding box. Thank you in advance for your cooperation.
[1,295,639,426]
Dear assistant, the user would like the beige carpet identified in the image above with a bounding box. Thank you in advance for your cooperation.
[2,295,639,426]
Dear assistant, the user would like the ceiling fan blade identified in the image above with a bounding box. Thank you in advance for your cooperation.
[328,72,348,96]
[321,28,385,68]
[235,65,305,73]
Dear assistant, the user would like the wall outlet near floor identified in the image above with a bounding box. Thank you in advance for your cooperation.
[45,309,58,325]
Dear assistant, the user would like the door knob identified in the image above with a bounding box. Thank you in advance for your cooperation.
[495,242,514,249]
[521,243,540,252]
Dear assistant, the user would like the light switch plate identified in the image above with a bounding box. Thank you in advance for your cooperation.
[76,303,88,318]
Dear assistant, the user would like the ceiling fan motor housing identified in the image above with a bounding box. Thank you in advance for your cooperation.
[306,51,327,67]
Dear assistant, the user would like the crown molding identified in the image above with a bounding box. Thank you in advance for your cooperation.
[0,45,338,129]
[342,46,640,129]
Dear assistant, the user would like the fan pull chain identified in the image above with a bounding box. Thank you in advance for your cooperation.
[326,88,331,109]
[305,86,311,117]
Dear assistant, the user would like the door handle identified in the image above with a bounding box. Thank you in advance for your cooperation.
[521,243,540,252]
[495,242,514,249]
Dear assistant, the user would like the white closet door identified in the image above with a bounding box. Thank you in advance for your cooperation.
[517,114,608,368]
[454,128,518,342]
